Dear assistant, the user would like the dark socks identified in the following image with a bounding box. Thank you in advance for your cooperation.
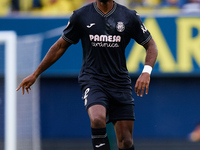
[119,145,135,150]
[91,128,110,150]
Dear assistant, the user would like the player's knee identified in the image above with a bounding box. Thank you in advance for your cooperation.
[118,137,133,149]
[90,116,106,128]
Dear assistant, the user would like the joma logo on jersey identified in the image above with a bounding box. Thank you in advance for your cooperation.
[89,35,121,42]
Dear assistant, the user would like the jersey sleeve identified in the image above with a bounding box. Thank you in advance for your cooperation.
[62,11,81,44]
[130,11,152,46]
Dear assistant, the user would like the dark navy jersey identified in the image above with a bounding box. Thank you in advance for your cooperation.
[62,1,152,91]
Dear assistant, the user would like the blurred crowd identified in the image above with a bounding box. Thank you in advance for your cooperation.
[0,0,200,16]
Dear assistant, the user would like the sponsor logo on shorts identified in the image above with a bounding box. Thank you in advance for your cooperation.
[83,88,90,106]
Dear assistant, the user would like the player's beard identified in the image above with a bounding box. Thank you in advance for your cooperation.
[99,0,109,3]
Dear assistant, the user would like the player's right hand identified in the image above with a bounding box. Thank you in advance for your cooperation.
[16,74,37,95]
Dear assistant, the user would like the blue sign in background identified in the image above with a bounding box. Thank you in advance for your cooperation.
[0,16,200,76]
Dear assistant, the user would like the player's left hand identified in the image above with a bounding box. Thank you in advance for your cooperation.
[135,73,150,97]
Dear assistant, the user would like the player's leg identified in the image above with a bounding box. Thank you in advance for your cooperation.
[113,120,135,150]
[108,89,135,149]
[88,105,110,150]
[88,104,106,128]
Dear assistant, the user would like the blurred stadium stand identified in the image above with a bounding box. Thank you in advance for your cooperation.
[0,0,200,16]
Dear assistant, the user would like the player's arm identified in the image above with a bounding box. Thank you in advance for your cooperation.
[16,37,71,94]
[135,38,158,97]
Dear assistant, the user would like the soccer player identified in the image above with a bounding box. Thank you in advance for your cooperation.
[16,0,158,149]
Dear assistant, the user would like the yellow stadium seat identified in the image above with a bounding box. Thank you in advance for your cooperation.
[0,0,11,16]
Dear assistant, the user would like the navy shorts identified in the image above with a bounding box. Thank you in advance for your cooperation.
[82,85,135,123]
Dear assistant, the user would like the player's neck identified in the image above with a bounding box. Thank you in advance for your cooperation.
[96,0,114,14]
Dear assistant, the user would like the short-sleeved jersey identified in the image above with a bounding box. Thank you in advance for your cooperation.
[62,1,152,91]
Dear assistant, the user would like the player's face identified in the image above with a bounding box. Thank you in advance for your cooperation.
[98,0,109,3]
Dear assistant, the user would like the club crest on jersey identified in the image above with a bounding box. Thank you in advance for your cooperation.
[116,22,125,32]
